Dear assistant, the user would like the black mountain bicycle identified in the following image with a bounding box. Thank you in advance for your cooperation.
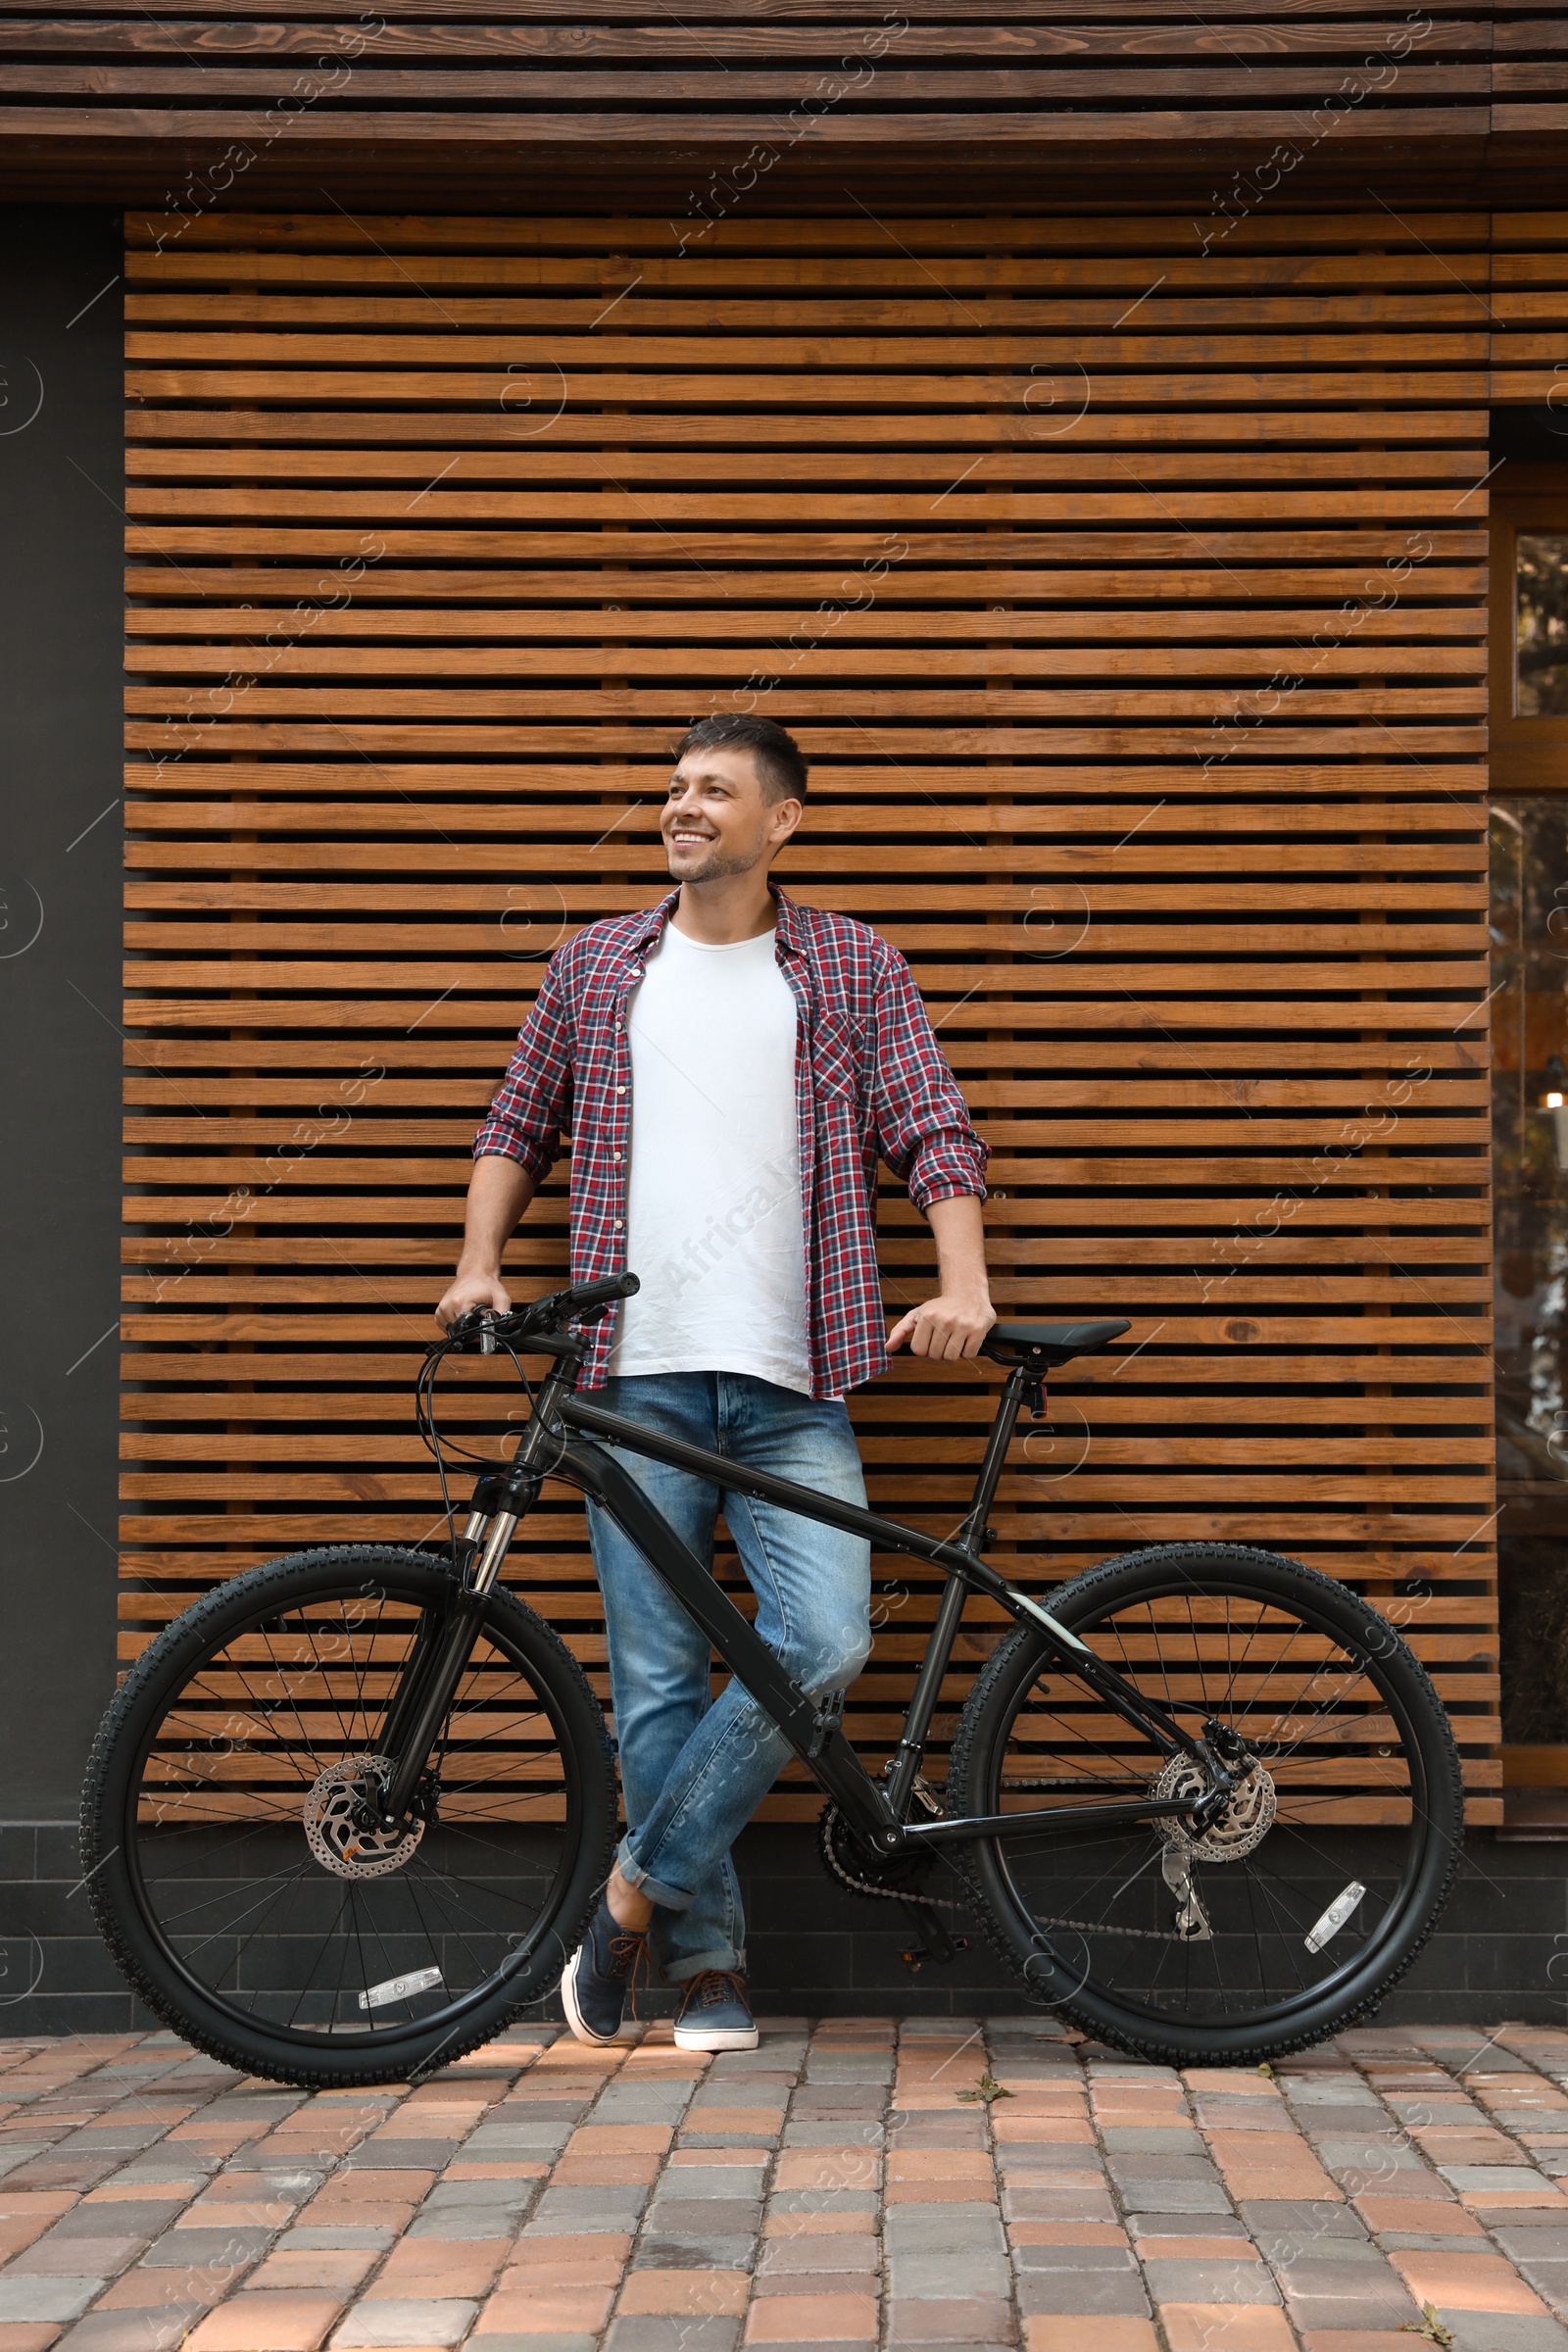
[83,1273,1462,2085]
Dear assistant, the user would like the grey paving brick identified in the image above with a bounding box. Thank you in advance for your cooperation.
[1010,2243,1137,2274]
[466,2127,574,2156]
[1512,2263,1568,2312]
[1116,2180,1233,2214]
[141,2227,274,2267]
[783,2123,883,2147]
[1433,2318,1568,2352]
[885,2252,1010,2299]
[1125,2213,1249,2240]
[467,2337,599,2352]
[47,2206,174,2240]
[1100,2128,1204,2153]
[1445,2165,1560,2194]
[424,2179,537,2208]
[645,2197,760,2233]
[283,2227,399,2250]
[1106,2152,1221,2181]
[1018,2271,1152,2316]
[884,2205,1004,2252]
[883,2299,1013,2341]
[1257,2231,1385,2268]
[632,2235,759,2272]
[57,2303,210,2351]
[593,2086,695,2124]
[997,2143,1102,2173]
[343,2137,464,2171]
[8,2234,149,2276]
[1275,2259,1420,2323]
[759,2240,875,2276]
[763,2190,879,2216]
[1142,2260,1281,2305]
[332,2295,477,2345]
[1241,2201,1368,2244]
[527,2185,652,2231]
[651,2166,766,2199]
[604,2319,742,2352]
[406,2208,521,2239]
[0,2276,106,2322]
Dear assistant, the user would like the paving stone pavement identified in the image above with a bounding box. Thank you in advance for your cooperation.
[6,2018,1568,2352]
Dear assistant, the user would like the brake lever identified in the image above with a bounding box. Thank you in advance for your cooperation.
[447,1308,499,1355]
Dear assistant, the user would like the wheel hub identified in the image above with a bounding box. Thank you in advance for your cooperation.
[303,1755,423,1881]
[1152,1752,1276,1862]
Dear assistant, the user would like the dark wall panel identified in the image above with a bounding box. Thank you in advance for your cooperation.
[0,205,124,1838]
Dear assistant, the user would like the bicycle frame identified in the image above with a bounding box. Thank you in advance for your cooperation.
[378,1335,1230,1856]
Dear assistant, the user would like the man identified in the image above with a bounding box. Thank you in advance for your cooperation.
[437,712,992,2051]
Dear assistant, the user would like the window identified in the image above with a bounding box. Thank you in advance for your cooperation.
[1517,534,1568,717]
[1490,474,1568,792]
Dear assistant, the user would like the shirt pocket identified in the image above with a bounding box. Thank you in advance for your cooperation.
[810,1008,868,1124]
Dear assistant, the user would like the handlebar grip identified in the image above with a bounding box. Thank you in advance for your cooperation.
[567,1272,641,1312]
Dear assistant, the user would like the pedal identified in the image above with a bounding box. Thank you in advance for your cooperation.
[897,1900,968,1970]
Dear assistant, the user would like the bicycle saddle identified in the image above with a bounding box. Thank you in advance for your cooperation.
[979,1317,1130,1368]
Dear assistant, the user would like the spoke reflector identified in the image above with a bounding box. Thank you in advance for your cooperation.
[359,1966,442,2011]
[1305,1882,1366,1953]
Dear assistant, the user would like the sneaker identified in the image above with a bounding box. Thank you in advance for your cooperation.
[560,1897,647,2047]
[672,1969,760,2053]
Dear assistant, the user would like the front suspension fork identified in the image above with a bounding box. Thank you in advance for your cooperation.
[372,1496,528,1826]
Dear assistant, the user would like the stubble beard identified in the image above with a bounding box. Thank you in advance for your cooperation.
[665,836,761,886]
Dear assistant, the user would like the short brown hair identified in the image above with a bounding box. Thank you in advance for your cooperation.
[672,713,808,804]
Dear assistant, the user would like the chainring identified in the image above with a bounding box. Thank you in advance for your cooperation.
[817,1796,965,1914]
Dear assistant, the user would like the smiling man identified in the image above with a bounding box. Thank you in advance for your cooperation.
[437,711,992,2049]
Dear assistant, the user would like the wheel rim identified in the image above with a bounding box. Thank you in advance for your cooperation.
[982,1567,1442,2033]
[120,1570,584,2045]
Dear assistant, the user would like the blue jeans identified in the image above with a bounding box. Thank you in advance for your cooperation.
[585,1372,871,1983]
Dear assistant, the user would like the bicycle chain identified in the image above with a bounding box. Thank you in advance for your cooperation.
[818,1786,1199,1945]
[818,1785,966,1914]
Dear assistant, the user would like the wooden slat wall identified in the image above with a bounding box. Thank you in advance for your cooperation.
[4,3,1565,207]
[120,205,1516,1821]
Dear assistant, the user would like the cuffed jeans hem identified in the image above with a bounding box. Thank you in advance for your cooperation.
[662,1949,748,1985]
[615,1835,695,1915]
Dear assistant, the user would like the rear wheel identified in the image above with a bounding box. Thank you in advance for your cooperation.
[948,1544,1463,2062]
[81,1545,615,2085]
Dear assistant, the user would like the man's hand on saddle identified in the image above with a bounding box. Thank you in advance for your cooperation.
[886,1288,997,1362]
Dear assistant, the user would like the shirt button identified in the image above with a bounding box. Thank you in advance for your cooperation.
[613,1218,623,1230]
[613,1152,623,1164]
[615,1085,625,1096]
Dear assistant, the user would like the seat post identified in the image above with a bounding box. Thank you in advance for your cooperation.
[956,1364,1029,1552]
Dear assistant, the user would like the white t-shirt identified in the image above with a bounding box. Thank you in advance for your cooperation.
[607,922,811,1393]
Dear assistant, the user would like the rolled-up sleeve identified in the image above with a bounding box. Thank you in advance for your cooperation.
[471,954,575,1182]
[867,947,989,1210]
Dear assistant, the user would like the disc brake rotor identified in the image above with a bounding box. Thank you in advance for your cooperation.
[1152,1752,1277,1862]
[303,1755,423,1881]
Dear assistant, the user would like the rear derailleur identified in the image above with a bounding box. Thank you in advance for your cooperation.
[818,1790,970,1975]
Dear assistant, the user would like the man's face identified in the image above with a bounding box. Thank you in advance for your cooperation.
[660,745,800,884]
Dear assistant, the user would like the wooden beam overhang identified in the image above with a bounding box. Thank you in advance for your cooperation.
[0,1,1561,210]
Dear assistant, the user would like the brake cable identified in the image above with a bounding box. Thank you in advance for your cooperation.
[415,1328,536,1559]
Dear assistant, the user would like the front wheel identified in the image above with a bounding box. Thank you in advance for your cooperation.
[81,1545,616,2086]
[948,1544,1463,2064]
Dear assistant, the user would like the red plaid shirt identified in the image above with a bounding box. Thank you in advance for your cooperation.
[473,885,989,1396]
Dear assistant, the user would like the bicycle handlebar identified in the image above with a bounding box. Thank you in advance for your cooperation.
[448,1272,640,1354]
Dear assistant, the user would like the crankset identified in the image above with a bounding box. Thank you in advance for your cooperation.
[818,1790,970,1974]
